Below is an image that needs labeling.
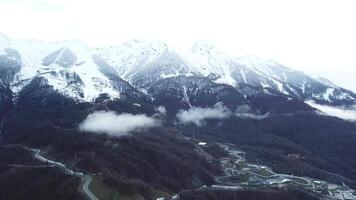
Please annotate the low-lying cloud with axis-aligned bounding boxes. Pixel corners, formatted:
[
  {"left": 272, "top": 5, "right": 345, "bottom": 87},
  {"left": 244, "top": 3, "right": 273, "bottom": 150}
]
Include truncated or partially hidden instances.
[
  {"left": 79, "top": 111, "right": 160, "bottom": 136},
  {"left": 235, "top": 112, "right": 269, "bottom": 120},
  {"left": 176, "top": 103, "right": 231, "bottom": 126},
  {"left": 176, "top": 103, "right": 269, "bottom": 126},
  {"left": 306, "top": 100, "right": 356, "bottom": 122},
  {"left": 235, "top": 105, "right": 269, "bottom": 120}
]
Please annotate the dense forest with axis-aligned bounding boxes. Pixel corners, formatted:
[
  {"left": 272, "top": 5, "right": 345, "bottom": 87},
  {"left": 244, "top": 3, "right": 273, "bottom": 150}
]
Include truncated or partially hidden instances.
[
  {"left": 0, "top": 78, "right": 220, "bottom": 199},
  {"left": 0, "top": 146, "right": 83, "bottom": 200},
  {"left": 180, "top": 114, "right": 356, "bottom": 188},
  {"left": 1, "top": 77, "right": 356, "bottom": 199}
]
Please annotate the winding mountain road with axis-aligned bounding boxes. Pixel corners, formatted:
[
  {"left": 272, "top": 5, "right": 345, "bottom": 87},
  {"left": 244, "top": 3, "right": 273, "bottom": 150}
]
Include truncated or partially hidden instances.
[
  {"left": 217, "top": 144, "right": 356, "bottom": 200},
  {"left": 82, "top": 175, "right": 99, "bottom": 200},
  {"left": 24, "top": 146, "right": 99, "bottom": 200},
  {"left": 218, "top": 144, "right": 313, "bottom": 186}
]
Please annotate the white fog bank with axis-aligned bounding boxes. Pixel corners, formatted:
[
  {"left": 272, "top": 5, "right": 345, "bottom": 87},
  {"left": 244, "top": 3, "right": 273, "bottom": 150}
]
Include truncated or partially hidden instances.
[
  {"left": 79, "top": 111, "right": 160, "bottom": 136},
  {"left": 176, "top": 103, "right": 231, "bottom": 126},
  {"left": 306, "top": 101, "right": 356, "bottom": 122},
  {"left": 176, "top": 103, "right": 269, "bottom": 126}
]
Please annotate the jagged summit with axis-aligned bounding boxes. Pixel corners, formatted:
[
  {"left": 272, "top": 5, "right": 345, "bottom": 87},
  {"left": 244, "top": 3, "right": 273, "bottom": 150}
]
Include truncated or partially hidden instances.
[
  {"left": 191, "top": 40, "right": 223, "bottom": 54},
  {"left": 0, "top": 33, "right": 355, "bottom": 107}
]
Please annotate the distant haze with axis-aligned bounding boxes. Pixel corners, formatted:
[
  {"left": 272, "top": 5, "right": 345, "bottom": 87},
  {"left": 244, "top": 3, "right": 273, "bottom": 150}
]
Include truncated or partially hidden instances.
[{"left": 1, "top": 0, "right": 355, "bottom": 91}]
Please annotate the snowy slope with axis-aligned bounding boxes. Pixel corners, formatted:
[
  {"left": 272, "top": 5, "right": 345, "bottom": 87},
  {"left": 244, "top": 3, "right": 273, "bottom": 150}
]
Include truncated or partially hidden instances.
[
  {"left": 183, "top": 42, "right": 355, "bottom": 105},
  {"left": 183, "top": 43, "right": 298, "bottom": 95},
  {"left": 233, "top": 56, "right": 355, "bottom": 105},
  {"left": 1, "top": 33, "right": 355, "bottom": 106},
  {"left": 183, "top": 41, "right": 237, "bottom": 86},
  {"left": 97, "top": 40, "right": 168, "bottom": 78},
  {"left": 0, "top": 36, "right": 119, "bottom": 101},
  {"left": 96, "top": 40, "right": 195, "bottom": 90}
]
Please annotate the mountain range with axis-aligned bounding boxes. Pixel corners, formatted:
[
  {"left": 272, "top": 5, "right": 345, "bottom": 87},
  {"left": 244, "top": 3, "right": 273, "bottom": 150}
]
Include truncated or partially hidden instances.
[
  {"left": 1, "top": 33, "right": 356, "bottom": 200},
  {"left": 1, "top": 33, "right": 355, "bottom": 110}
]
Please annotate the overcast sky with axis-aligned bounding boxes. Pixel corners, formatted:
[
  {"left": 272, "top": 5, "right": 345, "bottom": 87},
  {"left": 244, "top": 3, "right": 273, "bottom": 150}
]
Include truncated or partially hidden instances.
[{"left": 1, "top": 0, "right": 355, "bottom": 91}]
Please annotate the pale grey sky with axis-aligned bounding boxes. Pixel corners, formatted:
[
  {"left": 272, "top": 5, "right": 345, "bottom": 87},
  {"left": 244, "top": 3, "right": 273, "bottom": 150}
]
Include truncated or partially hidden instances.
[{"left": 0, "top": 0, "right": 355, "bottom": 91}]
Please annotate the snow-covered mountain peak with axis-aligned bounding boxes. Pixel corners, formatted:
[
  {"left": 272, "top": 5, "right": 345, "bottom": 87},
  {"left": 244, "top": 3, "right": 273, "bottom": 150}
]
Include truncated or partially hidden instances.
[
  {"left": 191, "top": 40, "right": 222, "bottom": 55},
  {"left": 235, "top": 55, "right": 294, "bottom": 81},
  {"left": 0, "top": 36, "right": 121, "bottom": 101},
  {"left": 0, "top": 33, "right": 11, "bottom": 54},
  {"left": 56, "top": 38, "right": 88, "bottom": 46},
  {"left": 122, "top": 39, "right": 168, "bottom": 51},
  {"left": 235, "top": 55, "right": 299, "bottom": 75},
  {"left": 235, "top": 55, "right": 277, "bottom": 69},
  {"left": 97, "top": 39, "right": 170, "bottom": 76},
  {"left": 316, "top": 77, "right": 338, "bottom": 88},
  {"left": 0, "top": 33, "right": 9, "bottom": 42},
  {"left": 185, "top": 41, "right": 237, "bottom": 86},
  {"left": 96, "top": 39, "right": 192, "bottom": 89},
  {"left": 0, "top": 33, "right": 10, "bottom": 43},
  {"left": 1, "top": 33, "right": 355, "bottom": 106}
]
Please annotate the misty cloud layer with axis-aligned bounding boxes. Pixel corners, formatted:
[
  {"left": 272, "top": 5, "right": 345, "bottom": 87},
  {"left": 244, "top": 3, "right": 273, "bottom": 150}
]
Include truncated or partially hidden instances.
[
  {"left": 306, "top": 101, "right": 356, "bottom": 122},
  {"left": 176, "top": 103, "right": 270, "bottom": 126},
  {"left": 176, "top": 103, "right": 231, "bottom": 126},
  {"left": 235, "top": 112, "right": 269, "bottom": 120},
  {"left": 235, "top": 105, "right": 269, "bottom": 120},
  {"left": 79, "top": 111, "right": 160, "bottom": 136}
]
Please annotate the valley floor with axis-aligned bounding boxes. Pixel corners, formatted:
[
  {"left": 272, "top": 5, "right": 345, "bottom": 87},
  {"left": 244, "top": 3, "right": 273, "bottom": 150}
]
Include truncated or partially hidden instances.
[
  {"left": 201, "top": 144, "right": 356, "bottom": 200},
  {"left": 2, "top": 141, "right": 356, "bottom": 200}
]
